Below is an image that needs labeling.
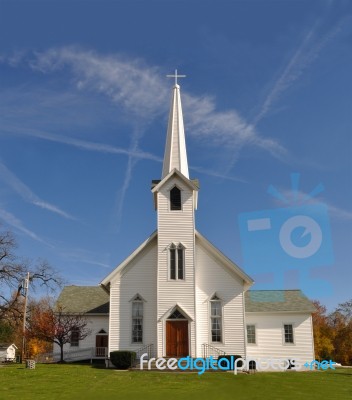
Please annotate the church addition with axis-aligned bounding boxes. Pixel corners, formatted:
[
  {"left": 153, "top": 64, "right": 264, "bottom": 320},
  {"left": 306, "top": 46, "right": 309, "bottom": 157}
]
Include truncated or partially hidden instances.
[{"left": 56, "top": 79, "right": 315, "bottom": 365}]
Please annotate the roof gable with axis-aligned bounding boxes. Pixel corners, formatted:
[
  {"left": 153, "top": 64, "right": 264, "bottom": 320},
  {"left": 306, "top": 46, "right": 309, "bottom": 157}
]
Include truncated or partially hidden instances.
[
  {"left": 195, "top": 230, "right": 254, "bottom": 289},
  {"left": 100, "top": 231, "right": 157, "bottom": 288},
  {"left": 152, "top": 168, "right": 199, "bottom": 193}
]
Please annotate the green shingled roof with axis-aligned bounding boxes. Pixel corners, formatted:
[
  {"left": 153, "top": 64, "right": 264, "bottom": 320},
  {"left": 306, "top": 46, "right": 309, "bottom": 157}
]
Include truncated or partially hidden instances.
[
  {"left": 57, "top": 287, "right": 315, "bottom": 314},
  {"left": 245, "top": 290, "right": 315, "bottom": 312},
  {"left": 57, "top": 286, "right": 109, "bottom": 314}
]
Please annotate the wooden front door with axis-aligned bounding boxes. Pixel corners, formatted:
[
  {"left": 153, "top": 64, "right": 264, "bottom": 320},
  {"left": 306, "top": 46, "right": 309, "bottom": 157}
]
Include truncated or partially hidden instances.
[{"left": 166, "top": 321, "right": 189, "bottom": 357}]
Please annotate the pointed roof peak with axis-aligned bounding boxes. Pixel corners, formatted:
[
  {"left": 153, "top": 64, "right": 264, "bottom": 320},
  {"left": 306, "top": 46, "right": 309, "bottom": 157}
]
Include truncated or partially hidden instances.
[{"left": 162, "top": 79, "right": 189, "bottom": 179}]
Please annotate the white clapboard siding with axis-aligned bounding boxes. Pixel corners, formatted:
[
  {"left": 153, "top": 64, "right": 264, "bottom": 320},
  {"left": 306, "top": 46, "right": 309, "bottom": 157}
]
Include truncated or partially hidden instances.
[
  {"left": 109, "top": 236, "right": 157, "bottom": 354},
  {"left": 195, "top": 239, "right": 246, "bottom": 357},
  {"left": 245, "top": 313, "right": 315, "bottom": 362},
  {"left": 54, "top": 315, "right": 109, "bottom": 354},
  {"left": 156, "top": 176, "right": 196, "bottom": 357}
]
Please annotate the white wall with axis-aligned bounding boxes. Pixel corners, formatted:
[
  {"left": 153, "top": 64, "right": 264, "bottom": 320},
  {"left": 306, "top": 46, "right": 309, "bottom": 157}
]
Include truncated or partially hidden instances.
[
  {"left": 109, "top": 237, "right": 157, "bottom": 355},
  {"left": 245, "top": 312, "right": 314, "bottom": 367},
  {"left": 54, "top": 315, "right": 109, "bottom": 354},
  {"left": 195, "top": 239, "right": 246, "bottom": 357}
]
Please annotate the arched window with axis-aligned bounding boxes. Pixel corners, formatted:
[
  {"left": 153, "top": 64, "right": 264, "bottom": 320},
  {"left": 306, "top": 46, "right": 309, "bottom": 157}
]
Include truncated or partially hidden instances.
[
  {"left": 170, "top": 186, "right": 181, "bottom": 210},
  {"left": 131, "top": 294, "right": 143, "bottom": 343},
  {"left": 169, "top": 243, "right": 185, "bottom": 280},
  {"left": 210, "top": 294, "right": 222, "bottom": 343}
]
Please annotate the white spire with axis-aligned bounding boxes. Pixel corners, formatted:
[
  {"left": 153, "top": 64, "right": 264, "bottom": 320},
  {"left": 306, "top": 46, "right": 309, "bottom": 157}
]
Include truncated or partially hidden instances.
[{"left": 162, "top": 81, "right": 189, "bottom": 179}]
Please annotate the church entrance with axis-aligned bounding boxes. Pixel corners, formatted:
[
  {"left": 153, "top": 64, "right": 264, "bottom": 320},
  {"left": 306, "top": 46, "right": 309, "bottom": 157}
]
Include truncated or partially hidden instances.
[
  {"left": 95, "top": 333, "right": 108, "bottom": 357},
  {"left": 166, "top": 320, "right": 189, "bottom": 357}
]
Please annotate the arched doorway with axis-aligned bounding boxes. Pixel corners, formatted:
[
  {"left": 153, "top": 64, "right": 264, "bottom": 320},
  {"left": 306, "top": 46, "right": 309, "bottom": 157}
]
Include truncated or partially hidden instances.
[{"left": 166, "top": 309, "right": 189, "bottom": 357}]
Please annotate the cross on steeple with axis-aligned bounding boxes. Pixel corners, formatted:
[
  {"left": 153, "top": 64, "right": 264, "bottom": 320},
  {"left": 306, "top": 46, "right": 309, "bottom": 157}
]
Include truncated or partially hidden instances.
[{"left": 166, "top": 69, "right": 186, "bottom": 86}]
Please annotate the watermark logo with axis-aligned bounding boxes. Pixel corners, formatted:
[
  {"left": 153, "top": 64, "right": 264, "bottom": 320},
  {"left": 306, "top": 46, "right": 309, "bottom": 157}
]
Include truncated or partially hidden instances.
[
  {"left": 140, "top": 354, "right": 336, "bottom": 375},
  {"left": 238, "top": 173, "right": 334, "bottom": 299}
]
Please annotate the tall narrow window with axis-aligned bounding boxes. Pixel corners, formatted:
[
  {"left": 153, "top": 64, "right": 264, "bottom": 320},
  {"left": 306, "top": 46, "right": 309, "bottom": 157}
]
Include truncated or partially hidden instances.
[
  {"left": 132, "top": 295, "right": 143, "bottom": 343},
  {"left": 284, "top": 324, "right": 294, "bottom": 344},
  {"left": 170, "top": 186, "right": 181, "bottom": 210},
  {"left": 210, "top": 295, "right": 222, "bottom": 342},
  {"left": 246, "top": 325, "right": 256, "bottom": 344},
  {"left": 169, "top": 243, "right": 185, "bottom": 280}
]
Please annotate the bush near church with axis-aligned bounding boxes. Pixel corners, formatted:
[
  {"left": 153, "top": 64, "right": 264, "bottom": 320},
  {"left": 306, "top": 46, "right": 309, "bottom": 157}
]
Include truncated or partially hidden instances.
[{"left": 110, "top": 351, "right": 136, "bottom": 369}]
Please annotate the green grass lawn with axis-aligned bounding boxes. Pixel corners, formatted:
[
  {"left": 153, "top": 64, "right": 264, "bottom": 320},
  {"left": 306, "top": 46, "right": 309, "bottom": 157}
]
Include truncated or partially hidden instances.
[{"left": 0, "top": 364, "right": 351, "bottom": 400}]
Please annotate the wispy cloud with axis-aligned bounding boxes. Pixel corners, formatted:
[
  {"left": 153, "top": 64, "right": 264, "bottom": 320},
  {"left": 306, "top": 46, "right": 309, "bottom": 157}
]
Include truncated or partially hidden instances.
[
  {"left": 113, "top": 126, "right": 143, "bottom": 230},
  {"left": 0, "top": 160, "right": 76, "bottom": 220},
  {"left": 3, "top": 47, "right": 283, "bottom": 156},
  {"left": 29, "top": 47, "right": 169, "bottom": 120},
  {"left": 60, "top": 247, "right": 111, "bottom": 269},
  {"left": 271, "top": 188, "right": 352, "bottom": 221},
  {"left": 4, "top": 125, "right": 162, "bottom": 162},
  {"left": 1, "top": 46, "right": 287, "bottom": 227},
  {"left": 253, "top": 20, "right": 342, "bottom": 126},
  {"left": 0, "top": 206, "right": 46, "bottom": 243}
]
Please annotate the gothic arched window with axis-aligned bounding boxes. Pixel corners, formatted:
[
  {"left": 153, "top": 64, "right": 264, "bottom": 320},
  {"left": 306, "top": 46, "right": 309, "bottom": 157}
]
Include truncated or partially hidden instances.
[
  {"left": 169, "top": 243, "right": 185, "bottom": 280},
  {"left": 170, "top": 186, "right": 181, "bottom": 210},
  {"left": 131, "top": 294, "right": 143, "bottom": 343}
]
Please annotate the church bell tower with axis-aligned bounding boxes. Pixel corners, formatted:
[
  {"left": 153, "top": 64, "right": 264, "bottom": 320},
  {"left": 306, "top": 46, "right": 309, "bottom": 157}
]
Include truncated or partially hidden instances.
[{"left": 151, "top": 73, "right": 199, "bottom": 357}]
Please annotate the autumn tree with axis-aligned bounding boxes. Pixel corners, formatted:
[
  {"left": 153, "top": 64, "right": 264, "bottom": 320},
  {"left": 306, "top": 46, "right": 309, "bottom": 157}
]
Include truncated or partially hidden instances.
[
  {"left": 311, "top": 300, "right": 334, "bottom": 360},
  {"left": 329, "top": 300, "right": 352, "bottom": 365},
  {"left": 27, "top": 298, "right": 91, "bottom": 362}
]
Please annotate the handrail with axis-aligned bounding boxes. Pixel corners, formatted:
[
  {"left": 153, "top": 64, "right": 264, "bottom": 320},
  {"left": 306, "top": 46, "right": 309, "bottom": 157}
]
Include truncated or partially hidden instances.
[
  {"left": 133, "top": 344, "right": 154, "bottom": 366},
  {"left": 201, "top": 343, "right": 226, "bottom": 358}
]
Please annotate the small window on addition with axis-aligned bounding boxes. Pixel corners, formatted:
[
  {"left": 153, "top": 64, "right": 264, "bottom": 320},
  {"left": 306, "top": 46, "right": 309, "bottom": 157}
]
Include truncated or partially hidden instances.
[
  {"left": 284, "top": 324, "right": 294, "bottom": 344},
  {"left": 70, "top": 328, "right": 80, "bottom": 347},
  {"left": 246, "top": 325, "right": 256, "bottom": 344},
  {"left": 170, "top": 186, "right": 181, "bottom": 210}
]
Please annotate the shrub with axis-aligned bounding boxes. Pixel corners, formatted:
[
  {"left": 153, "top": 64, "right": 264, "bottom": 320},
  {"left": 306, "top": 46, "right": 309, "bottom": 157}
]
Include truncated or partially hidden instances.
[{"left": 110, "top": 351, "right": 136, "bottom": 369}]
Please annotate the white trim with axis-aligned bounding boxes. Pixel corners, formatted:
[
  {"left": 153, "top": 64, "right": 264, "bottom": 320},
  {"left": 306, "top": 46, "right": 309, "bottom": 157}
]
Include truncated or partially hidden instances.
[
  {"left": 158, "top": 303, "right": 193, "bottom": 323},
  {"left": 152, "top": 169, "right": 198, "bottom": 193},
  {"left": 128, "top": 293, "right": 147, "bottom": 303}
]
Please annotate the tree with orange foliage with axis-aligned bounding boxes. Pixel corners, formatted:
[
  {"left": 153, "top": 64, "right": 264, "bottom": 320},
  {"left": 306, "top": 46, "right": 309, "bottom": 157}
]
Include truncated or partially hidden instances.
[
  {"left": 27, "top": 298, "right": 90, "bottom": 362},
  {"left": 311, "top": 300, "right": 334, "bottom": 360}
]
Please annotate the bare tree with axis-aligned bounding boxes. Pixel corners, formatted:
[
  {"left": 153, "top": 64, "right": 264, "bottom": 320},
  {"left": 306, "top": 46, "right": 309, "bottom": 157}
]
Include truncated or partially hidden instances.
[
  {"left": 27, "top": 299, "right": 91, "bottom": 362},
  {"left": 0, "top": 228, "right": 62, "bottom": 321}
]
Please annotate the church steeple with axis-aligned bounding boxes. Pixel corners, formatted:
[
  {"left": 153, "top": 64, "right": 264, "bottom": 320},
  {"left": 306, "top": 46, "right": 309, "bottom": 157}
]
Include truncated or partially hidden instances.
[{"left": 162, "top": 77, "right": 189, "bottom": 179}]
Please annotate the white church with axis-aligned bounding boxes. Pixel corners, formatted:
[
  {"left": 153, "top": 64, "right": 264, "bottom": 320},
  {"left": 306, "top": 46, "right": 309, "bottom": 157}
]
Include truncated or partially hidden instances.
[{"left": 57, "top": 78, "right": 315, "bottom": 366}]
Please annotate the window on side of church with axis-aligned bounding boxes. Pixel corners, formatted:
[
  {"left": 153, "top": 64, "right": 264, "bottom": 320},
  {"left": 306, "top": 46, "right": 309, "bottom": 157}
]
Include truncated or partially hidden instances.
[
  {"left": 246, "top": 324, "right": 256, "bottom": 344},
  {"left": 170, "top": 186, "right": 181, "bottom": 210},
  {"left": 169, "top": 243, "right": 185, "bottom": 280},
  {"left": 210, "top": 295, "right": 222, "bottom": 342},
  {"left": 70, "top": 328, "right": 80, "bottom": 347},
  {"left": 283, "top": 324, "right": 294, "bottom": 344},
  {"left": 132, "top": 296, "right": 143, "bottom": 343}
]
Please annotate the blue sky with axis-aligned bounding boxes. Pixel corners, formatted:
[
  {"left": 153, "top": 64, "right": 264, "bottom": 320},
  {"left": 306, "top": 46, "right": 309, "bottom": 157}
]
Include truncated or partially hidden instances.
[{"left": 0, "top": 0, "right": 351, "bottom": 310}]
